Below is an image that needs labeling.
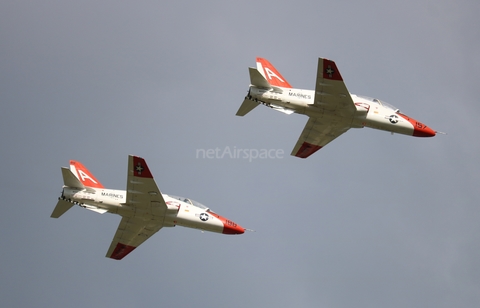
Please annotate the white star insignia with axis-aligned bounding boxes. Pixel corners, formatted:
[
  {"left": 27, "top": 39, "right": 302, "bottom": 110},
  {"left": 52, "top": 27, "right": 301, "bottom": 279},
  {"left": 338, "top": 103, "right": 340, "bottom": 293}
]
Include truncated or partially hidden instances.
[
  {"left": 135, "top": 163, "right": 144, "bottom": 175},
  {"left": 325, "top": 66, "right": 335, "bottom": 78},
  {"left": 388, "top": 115, "right": 398, "bottom": 124}
]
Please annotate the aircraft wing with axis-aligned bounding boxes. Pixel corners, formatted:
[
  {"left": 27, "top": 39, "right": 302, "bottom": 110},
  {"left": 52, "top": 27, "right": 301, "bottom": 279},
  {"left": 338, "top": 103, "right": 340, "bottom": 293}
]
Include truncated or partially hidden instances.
[
  {"left": 291, "top": 58, "right": 356, "bottom": 158},
  {"left": 106, "top": 216, "right": 164, "bottom": 260},
  {"left": 106, "top": 155, "right": 168, "bottom": 260},
  {"left": 291, "top": 117, "right": 351, "bottom": 158}
]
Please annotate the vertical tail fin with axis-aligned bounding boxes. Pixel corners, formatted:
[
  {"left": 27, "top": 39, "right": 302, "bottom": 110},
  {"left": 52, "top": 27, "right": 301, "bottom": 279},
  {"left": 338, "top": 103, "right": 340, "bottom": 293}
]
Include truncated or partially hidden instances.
[
  {"left": 256, "top": 57, "right": 292, "bottom": 88},
  {"left": 69, "top": 160, "right": 104, "bottom": 188}
]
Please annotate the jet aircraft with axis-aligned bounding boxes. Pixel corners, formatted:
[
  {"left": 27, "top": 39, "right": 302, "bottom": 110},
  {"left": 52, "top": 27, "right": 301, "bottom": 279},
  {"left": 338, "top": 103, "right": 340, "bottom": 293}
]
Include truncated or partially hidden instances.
[
  {"left": 236, "top": 57, "right": 437, "bottom": 158},
  {"left": 51, "top": 155, "right": 245, "bottom": 260}
]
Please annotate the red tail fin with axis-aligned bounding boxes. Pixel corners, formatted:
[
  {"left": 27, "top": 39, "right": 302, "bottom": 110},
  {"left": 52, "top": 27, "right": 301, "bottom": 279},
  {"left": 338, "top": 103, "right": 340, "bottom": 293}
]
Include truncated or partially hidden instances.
[
  {"left": 69, "top": 160, "right": 104, "bottom": 188},
  {"left": 256, "top": 57, "right": 292, "bottom": 88}
]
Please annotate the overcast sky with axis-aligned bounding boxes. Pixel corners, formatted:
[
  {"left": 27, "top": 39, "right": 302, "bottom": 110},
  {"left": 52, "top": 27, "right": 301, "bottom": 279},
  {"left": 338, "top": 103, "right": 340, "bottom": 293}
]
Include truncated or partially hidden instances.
[{"left": 1, "top": 1, "right": 479, "bottom": 307}]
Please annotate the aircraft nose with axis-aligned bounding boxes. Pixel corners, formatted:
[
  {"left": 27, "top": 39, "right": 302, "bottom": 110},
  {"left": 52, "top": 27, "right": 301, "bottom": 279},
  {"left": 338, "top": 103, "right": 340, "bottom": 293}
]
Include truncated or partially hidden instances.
[
  {"left": 223, "top": 222, "right": 245, "bottom": 235},
  {"left": 209, "top": 211, "right": 245, "bottom": 234},
  {"left": 398, "top": 113, "right": 436, "bottom": 137},
  {"left": 413, "top": 124, "right": 436, "bottom": 137}
]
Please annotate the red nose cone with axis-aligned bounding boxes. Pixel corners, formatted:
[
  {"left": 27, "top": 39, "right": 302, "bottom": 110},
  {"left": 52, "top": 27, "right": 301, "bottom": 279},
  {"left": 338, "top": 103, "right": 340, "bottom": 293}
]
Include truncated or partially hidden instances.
[
  {"left": 208, "top": 211, "right": 245, "bottom": 234},
  {"left": 398, "top": 113, "right": 436, "bottom": 137},
  {"left": 223, "top": 223, "right": 245, "bottom": 235},
  {"left": 413, "top": 125, "right": 436, "bottom": 137}
]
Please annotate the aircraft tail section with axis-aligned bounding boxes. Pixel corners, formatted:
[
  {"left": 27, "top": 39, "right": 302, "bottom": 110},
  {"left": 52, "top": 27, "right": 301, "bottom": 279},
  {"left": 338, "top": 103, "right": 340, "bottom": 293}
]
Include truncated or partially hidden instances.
[
  {"left": 249, "top": 67, "right": 271, "bottom": 89},
  {"left": 256, "top": 57, "right": 292, "bottom": 88},
  {"left": 61, "top": 167, "right": 84, "bottom": 189},
  {"left": 69, "top": 160, "right": 104, "bottom": 188},
  {"left": 237, "top": 58, "right": 292, "bottom": 116},
  {"left": 51, "top": 167, "right": 82, "bottom": 218},
  {"left": 236, "top": 67, "right": 268, "bottom": 116},
  {"left": 52, "top": 161, "right": 107, "bottom": 218}
]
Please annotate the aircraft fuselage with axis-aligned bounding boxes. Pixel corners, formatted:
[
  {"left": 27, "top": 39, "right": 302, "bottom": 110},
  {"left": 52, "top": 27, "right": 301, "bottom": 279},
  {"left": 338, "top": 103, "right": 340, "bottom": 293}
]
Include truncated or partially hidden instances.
[
  {"left": 61, "top": 187, "right": 243, "bottom": 235},
  {"left": 248, "top": 86, "right": 435, "bottom": 137}
]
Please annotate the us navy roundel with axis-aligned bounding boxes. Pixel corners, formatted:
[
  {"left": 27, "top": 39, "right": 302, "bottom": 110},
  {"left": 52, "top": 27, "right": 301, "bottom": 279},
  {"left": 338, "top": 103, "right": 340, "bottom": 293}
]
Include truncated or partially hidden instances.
[
  {"left": 199, "top": 213, "right": 209, "bottom": 221},
  {"left": 388, "top": 115, "right": 399, "bottom": 124}
]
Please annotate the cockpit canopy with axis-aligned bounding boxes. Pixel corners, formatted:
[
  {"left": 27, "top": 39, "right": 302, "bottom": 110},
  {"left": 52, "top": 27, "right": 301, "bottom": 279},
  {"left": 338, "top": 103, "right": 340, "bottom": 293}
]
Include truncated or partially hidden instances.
[
  {"left": 167, "top": 195, "right": 209, "bottom": 210},
  {"left": 356, "top": 95, "right": 400, "bottom": 113}
]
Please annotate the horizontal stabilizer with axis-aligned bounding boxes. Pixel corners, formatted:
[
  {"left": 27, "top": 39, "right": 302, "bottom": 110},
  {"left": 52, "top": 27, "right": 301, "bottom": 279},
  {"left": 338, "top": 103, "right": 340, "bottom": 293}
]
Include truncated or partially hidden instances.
[
  {"left": 249, "top": 67, "right": 271, "bottom": 88},
  {"left": 236, "top": 98, "right": 259, "bottom": 116},
  {"left": 51, "top": 199, "right": 74, "bottom": 218},
  {"left": 61, "top": 167, "right": 84, "bottom": 189}
]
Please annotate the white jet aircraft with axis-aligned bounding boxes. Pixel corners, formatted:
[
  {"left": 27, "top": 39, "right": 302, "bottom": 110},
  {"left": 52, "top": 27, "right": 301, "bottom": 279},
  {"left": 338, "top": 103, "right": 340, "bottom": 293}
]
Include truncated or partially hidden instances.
[
  {"left": 51, "top": 155, "right": 245, "bottom": 260},
  {"left": 236, "top": 57, "right": 437, "bottom": 158}
]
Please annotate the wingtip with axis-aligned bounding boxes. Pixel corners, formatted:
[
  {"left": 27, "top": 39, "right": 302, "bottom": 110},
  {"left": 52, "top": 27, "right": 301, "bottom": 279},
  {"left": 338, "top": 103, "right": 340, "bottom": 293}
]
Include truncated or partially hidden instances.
[
  {"left": 293, "top": 142, "right": 323, "bottom": 159},
  {"left": 108, "top": 243, "right": 136, "bottom": 260},
  {"left": 321, "top": 58, "right": 343, "bottom": 81},
  {"left": 130, "top": 156, "right": 153, "bottom": 178}
]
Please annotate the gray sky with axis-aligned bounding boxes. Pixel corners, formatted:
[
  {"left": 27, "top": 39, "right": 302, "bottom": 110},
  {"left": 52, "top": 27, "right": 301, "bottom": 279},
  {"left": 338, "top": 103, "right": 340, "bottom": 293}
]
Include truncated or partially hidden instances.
[{"left": 1, "top": 1, "right": 479, "bottom": 307}]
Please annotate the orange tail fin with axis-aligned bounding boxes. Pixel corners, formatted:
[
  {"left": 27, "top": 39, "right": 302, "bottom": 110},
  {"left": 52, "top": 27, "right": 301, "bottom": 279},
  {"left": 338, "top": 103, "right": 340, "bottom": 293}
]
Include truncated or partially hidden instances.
[
  {"left": 256, "top": 57, "right": 292, "bottom": 88},
  {"left": 69, "top": 160, "right": 104, "bottom": 188}
]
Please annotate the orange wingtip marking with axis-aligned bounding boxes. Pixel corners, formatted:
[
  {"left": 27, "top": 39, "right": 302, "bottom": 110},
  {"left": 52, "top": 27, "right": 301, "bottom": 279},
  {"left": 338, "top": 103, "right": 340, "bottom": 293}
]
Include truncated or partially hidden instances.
[
  {"left": 295, "top": 142, "right": 322, "bottom": 158},
  {"left": 256, "top": 57, "right": 292, "bottom": 88},
  {"left": 322, "top": 59, "right": 343, "bottom": 81},
  {"left": 110, "top": 243, "right": 136, "bottom": 260},
  {"left": 132, "top": 156, "right": 153, "bottom": 178}
]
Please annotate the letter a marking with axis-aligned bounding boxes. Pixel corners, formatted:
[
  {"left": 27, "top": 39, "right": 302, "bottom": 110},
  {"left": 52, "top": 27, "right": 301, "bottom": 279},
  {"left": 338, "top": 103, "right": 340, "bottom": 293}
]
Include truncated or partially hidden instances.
[
  {"left": 264, "top": 68, "right": 285, "bottom": 83},
  {"left": 78, "top": 170, "right": 98, "bottom": 184}
]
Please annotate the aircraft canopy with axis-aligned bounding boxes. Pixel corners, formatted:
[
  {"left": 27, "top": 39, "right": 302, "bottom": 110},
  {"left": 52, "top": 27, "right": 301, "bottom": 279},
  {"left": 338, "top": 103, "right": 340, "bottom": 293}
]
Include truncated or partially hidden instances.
[
  {"left": 168, "top": 195, "right": 209, "bottom": 210},
  {"left": 357, "top": 95, "right": 399, "bottom": 112}
]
